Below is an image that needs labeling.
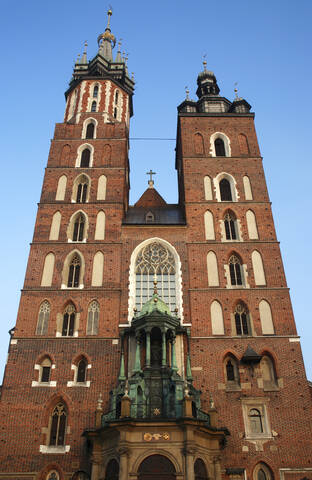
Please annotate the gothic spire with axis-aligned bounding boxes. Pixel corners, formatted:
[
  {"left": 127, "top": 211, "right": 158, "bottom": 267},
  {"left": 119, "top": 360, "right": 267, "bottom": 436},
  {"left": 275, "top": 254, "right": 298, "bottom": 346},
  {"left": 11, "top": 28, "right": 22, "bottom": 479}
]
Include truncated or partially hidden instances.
[{"left": 97, "top": 8, "right": 116, "bottom": 61}]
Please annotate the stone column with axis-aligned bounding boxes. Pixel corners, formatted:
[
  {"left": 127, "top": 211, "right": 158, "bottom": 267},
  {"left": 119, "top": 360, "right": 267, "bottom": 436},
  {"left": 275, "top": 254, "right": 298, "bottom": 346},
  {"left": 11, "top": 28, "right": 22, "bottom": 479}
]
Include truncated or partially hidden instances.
[
  {"left": 118, "top": 446, "right": 129, "bottom": 480},
  {"left": 213, "top": 455, "right": 222, "bottom": 480},
  {"left": 133, "top": 334, "right": 142, "bottom": 373},
  {"left": 171, "top": 335, "right": 178, "bottom": 372},
  {"left": 184, "top": 447, "right": 196, "bottom": 480}
]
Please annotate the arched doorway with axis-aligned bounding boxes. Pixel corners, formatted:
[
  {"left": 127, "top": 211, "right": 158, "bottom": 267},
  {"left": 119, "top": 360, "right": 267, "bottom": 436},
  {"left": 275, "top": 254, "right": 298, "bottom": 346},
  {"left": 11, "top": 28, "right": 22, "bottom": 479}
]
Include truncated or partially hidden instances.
[
  {"left": 138, "top": 455, "right": 176, "bottom": 479},
  {"left": 194, "top": 458, "right": 208, "bottom": 480},
  {"left": 105, "top": 459, "right": 119, "bottom": 480}
]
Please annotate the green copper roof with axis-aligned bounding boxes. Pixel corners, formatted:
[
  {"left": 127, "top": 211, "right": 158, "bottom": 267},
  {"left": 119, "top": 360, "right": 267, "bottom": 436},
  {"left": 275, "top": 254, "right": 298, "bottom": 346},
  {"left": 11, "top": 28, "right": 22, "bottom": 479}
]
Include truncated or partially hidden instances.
[{"left": 138, "top": 293, "right": 172, "bottom": 317}]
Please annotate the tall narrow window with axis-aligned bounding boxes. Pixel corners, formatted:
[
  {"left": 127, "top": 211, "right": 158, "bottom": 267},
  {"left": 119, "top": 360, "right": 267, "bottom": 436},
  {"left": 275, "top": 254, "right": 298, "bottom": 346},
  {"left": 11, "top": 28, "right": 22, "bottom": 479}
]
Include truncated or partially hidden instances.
[
  {"left": 224, "top": 355, "right": 240, "bottom": 388},
  {"left": 229, "top": 255, "right": 243, "bottom": 286},
  {"left": 40, "top": 357, "right": 52, "bottom": 383},
  {"left": 86, "top": 123, "right": 95, "bottom": 139},
  {"left": 91, "top": 101, "right": 97, "bottom": 112},
  {"left": 224, "top": 211, "right": 237, "bottom": 240},
  {"left": 93, "top": 85, "right": 98, "bottom": 98},
  {"left": 80, "top": 149, "right": 90, "bottom": 168},
  {"left": 234, "top": 303, "right": 250, "bottom": 335},
  {"left": 36, "top": 300, "right": 50, "bottom": 335},
  {"left": 77, "top": 358, "right": 87, "bottom": 383},
  {"left": 215, "top": 138, "right": 226, "bottom": 156},
  {"left": 73, "top": 214, "right": 85, "bottom": 242},
  {"left": 87, "top": 300, "right": 99, "bottom": 335},
  {"left": 67, "top": 255, "right": 81, "bottom": 288},
  {"left": 41, "top": 253, "right": 55, "bottom": 287},
  {"left": 220, "top": 178, "right": 232, "bottom": 201},
  {"left": 49, "top": 403, "right": 67, "bottom": 446},
  {"left": 135, "top": 242, "right": 176, "bottom": 313},
  {"left": 76, "top": 175, "right": 89, "bottom": 203},
  {"left": 249, "top": 408, "right": 263, "bottom": 433},
  {"left": 62, "top": 304, "right": 76, "bottom": 336}
]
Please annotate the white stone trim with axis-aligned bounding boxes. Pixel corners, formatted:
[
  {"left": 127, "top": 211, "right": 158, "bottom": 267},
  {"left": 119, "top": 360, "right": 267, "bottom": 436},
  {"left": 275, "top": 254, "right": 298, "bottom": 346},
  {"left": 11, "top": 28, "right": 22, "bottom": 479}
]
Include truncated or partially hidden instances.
[
  {"left": 40, "top": 445, "right": 70, "bottom": 454},
  {"left": 209, "top": 131, "right": 231, "bottom": 157},
  {"left": 103, "top": 80, "right": 112, "bottom": 123},
  {"left": 241, "top": 397, "right": 272, "bottom": 441},
  {"left": 76, "top": 81, "right": 86, "bottom": 123},
  {"left": 75, "top": 143, "right": 94, "bottom": 168},
  {"left": 127, "top": 237, "right": 184, "bottom": 324},
  {"left": 32, "top": 380, "right": 56, "bottom": 387},
  {"left": 289, "top": 338, "right": 300, "bottom": 342},
  {"left": 81, "top": 117, "right": 98, "bottom": 139},
  {"left": 213, "top": 172, "right": 239, "bottom": 202},
  {"left": 87, "top": 82, "right": 102, "bottom": 112}
]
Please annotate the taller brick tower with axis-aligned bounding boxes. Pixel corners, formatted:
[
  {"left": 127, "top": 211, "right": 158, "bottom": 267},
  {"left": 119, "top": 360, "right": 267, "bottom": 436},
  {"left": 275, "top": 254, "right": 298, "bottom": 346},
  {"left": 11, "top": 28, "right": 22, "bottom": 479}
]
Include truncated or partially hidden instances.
[{"left": 0, "top": 11, "right": 311, "bottom": 480}]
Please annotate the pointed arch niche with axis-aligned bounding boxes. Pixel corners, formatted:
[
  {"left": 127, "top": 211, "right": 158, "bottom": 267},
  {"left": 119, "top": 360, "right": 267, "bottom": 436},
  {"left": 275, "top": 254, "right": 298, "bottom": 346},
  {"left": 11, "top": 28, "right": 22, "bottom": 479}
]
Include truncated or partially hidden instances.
[{"left": 127, "top": 238, "right": 183, "bottom": 324}]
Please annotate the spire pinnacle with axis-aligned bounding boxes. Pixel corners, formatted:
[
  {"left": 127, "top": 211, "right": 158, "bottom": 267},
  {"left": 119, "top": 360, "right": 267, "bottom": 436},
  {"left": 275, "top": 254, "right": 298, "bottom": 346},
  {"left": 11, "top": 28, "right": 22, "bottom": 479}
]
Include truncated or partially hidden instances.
[
  {"left": 185, "top": 86, "right": 190, "bottom": 100},
  {"left": 81, "top": 41, "right": 88, "bottom": 65},
  {"left": 106, "top": 7, "right": 113, "bottom": 28},
  {"left": 234, "top": 82, "right": 239, "bottom": 98},
  {"left": 97, "top": 7, "right": 116, "bottom": 61}
]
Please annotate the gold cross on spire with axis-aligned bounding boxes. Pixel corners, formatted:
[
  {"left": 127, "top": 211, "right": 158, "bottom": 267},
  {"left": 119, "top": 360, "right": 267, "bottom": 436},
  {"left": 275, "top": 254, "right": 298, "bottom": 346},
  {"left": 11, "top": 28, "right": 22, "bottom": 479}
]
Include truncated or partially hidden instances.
[{"left": 146, "top": 169, "right": 156, "bottom": 188}]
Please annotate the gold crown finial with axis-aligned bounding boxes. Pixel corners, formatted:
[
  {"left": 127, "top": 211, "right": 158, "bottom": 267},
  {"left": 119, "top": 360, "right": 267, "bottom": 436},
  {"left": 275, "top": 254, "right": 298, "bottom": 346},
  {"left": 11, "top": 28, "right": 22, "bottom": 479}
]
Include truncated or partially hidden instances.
[{"left": 107, "top": 7, "right": 113, "bottom": 27}]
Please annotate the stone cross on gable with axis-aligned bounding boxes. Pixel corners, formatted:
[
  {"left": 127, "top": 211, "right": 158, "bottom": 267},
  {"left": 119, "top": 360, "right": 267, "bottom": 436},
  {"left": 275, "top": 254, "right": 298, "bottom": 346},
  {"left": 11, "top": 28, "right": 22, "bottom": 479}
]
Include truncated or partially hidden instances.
[{"left": 146, "top": 169, "right": 156, "bottom": 188}]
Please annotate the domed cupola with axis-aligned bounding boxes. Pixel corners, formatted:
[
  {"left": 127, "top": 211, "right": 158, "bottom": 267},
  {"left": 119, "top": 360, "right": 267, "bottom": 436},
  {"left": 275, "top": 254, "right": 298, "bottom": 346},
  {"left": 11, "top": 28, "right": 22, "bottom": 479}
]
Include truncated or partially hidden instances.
[{"left": 196, "top": 61, "right": 220, "bottom": 98}]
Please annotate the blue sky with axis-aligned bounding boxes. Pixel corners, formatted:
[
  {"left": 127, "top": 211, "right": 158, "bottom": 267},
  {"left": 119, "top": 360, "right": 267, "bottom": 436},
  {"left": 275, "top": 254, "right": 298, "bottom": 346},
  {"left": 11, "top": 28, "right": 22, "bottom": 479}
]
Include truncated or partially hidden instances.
[{"left": 0, "top": 0, "right": 312, "bottom": 379}]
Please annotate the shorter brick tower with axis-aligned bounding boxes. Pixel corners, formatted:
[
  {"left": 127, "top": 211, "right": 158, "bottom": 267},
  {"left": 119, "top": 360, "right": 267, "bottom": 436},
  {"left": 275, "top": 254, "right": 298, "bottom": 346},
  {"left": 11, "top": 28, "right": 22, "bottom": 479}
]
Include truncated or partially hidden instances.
[{"left": 0, "top": 11, "right": 312, "bottom": 480}]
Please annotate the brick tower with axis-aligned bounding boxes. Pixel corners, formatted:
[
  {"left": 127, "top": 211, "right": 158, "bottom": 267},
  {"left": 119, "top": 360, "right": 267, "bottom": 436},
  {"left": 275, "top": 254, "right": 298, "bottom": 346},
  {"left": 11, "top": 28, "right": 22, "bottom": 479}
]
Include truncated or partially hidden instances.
[{"left": 0, "top": 11, "right": 312, "bottom": 480}]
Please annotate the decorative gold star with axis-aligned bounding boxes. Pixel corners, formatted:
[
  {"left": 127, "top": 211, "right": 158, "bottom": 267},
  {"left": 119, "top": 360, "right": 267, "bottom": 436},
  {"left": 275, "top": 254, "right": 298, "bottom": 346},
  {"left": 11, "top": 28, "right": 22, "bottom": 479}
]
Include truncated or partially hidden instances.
[{"left": 153, "top": 408, "right": 161, "bottom": 416}]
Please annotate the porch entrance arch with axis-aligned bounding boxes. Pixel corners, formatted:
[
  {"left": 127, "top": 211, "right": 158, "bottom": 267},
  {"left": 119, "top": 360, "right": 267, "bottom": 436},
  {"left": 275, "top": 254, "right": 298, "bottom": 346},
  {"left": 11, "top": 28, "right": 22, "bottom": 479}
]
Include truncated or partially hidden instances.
[{"left": 138, "top": 454, "right": 176, "bottom": 480}]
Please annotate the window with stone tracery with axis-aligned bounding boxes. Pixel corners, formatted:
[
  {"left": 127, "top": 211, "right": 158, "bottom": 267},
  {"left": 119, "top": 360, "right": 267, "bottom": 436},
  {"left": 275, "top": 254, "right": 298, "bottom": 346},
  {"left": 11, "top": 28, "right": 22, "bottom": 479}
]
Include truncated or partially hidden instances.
[
  {"left": 62, "top": 303, "right": 76, "bottom": 336},
  {"left": 49, "top": 403, "right": 67, "bottom": 446},
  {"left": 87, "top": 300, "right": 99, "bottom": 335},
  {"left": 36, "top": 300, "right": 50, "bottom": 335},
  {"left": 224, "top": 211, "right": 237, "bottom": 240},
  {"left": 229, "top": 255, "right": 243, "bottom": 286},
  {"left": 234, "top": 302, "right": 250, "bottom": 335},
  {"left": 67, "top": 255, "right": 81, "bottom": 288},
  {"left": 135, "top": 242, "right": 176, "bottom": 312}
]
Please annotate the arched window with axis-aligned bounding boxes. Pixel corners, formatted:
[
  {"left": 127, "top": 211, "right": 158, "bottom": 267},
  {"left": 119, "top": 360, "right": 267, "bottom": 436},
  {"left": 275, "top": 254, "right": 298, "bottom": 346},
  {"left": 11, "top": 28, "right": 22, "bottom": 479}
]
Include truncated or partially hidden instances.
[
  {"left": 259, "top": 300, "right": 274, "bottom": 334},
  {"left": 146, "top": 211, "right": 154, "bottom": 223},
  {"left": 91, "top": 101, "right": 97, "bottom": 112},
  {"left": 215, "top": 138, "right": 225, "bottom": 156},
  {"left": 80, "top": 148, "right": 90, "bottom": 168},
  {"left": 75, "top": 175, "right": 89, "bottom": 203},
  {"left": 224, "top": 211, "right": 237, "bottom": 240},
  {"left": 93, "top": 85, "right": 98, "bottom": 98},
  {"left": 46, "top": 472, "right": 59, "bottom": 480},
  {"left": 246, "top": 210, "right": 258, "bottom": 239},
  {"left": 253, "top": 464, "right": 274, "bottom": 480},
  {"left": 40, "top": 357, "right": 52, "bottom": 383},
  {"left": 138, "top": 455, "right": 175, "bottom": 480},
  {"left": 67, "top": 255, "right": 81, "bottom": 288},
  {"left": 224, "top": 355, "right": 240, "bottom": 388},
  {"left": 72, "top": 214, "right": 85, "bottom": 242},
  {"left": 204, "top": 175, "right": 212, "bottom": 200},
  {"left": 87, "top": 300, "right": 99, "bottom": 335},
  {"left": 204, "top": 210, "right": 215, "bottom": 240},
  {"left": 86, "top": 123, "right": 95, "bottom": 139},
  {"left": 135, "top": 242, "right": 176, "bottom": 312},
  {"left": 219, "top": 178, "right": 232, "bottom": 201},
  {"left": 49, "top": 403, "right": 67, "bottom": 446},
  {"left": 62, "top": 303, "right": 76, "bottom": 336},
  {"left": 36, "top": 300, "right": 50, "bottom": 335},
  {"left": 234, "top": 303, "right": 251, "bottom": 335},
  {"left": 194, "top": 458, "right": 208, "bottom": 480},
  {"left": 249, "top": 408, "right": 263, "bottom": 433},
  {"left": 252, "top": 250, "right": 266, "bottom": 286},
  {"left": 77, "top": 358, "right": 87, "bottom": 383},
  {"left": 229, "top": 255, "right": 243, "bottom": 286}
]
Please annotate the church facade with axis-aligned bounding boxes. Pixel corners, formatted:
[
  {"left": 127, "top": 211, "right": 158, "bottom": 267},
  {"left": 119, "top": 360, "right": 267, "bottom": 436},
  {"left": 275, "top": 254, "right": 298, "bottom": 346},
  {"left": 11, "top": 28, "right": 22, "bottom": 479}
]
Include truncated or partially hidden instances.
[{"left": 0, "top": 11, "right": 311, "bottom": 480}]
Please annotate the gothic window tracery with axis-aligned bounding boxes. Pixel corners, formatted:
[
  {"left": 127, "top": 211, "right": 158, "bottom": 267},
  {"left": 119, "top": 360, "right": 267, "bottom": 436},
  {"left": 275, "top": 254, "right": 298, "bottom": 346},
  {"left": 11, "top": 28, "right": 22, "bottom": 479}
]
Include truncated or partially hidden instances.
[
  {"left": 49, "top": 403, "right": 67, "bottom": 446},
  {"left": 135, "top": 242, "right": 176, "bottom": 312},
  {"left": 36, "top": 300, "right": 50, "bottom": 335},
  {"left": 67, "top": 255, "right": 81, "bottom": 288},
  {"left": 234, "top": 303, "right": 250, "bottom": 335},
  {"left": 229, "top": 255, "right": 243, "bottom": 286},
  {"left": 87, "top": 300, "right": 99, "bottom": 335},
  {"left": 72, "top": 214, "right": 85, "bottom": 242},
  {"left": 76, "top": 175, "right": 89, "bottom": 203},
  {"left": 62, "top": 303, "right": 76, "bottom": 336},
  {"left": 224, "top": 211, "right": 237, "bottom": 240}
]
